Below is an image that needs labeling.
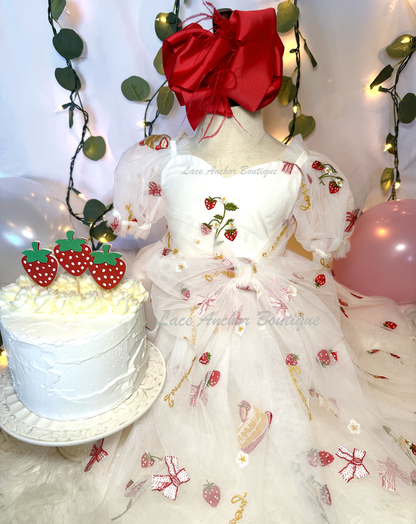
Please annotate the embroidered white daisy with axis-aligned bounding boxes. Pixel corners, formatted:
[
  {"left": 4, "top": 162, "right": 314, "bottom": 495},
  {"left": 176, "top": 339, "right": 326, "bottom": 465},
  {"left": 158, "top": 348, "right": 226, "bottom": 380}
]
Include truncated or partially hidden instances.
[
  {"left": 229, "top": 222, "right": 235, "bottom": 229},
  {"left": 175, "top": 262, "right": 188, "bottom": 272},
  {"left": 289, "top": 285, "right": 297, "bottom": 297},
  {"left": 348, "top": 420, "right": 361, "bottom": 434},
  {"left": 219, "top": 196, "right": 228, "bottom": 204},
  {"left": 195, "top": 238, "right": 202, "bottom": 246},
  {"left": 235, "top": 323, "right": 246, "bottom": 336},
  {"left": 236, "top": 451, "right": 249, "bottom": 468},
  {"left": 214, "top": 222, "right": 219, "bottom": 228}
]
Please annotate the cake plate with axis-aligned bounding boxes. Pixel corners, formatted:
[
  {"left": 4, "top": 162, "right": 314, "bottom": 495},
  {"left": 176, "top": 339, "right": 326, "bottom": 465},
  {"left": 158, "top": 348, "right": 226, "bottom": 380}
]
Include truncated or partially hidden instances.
[{"left": 0, "top": 341, "right": 166, "bottom": 447}]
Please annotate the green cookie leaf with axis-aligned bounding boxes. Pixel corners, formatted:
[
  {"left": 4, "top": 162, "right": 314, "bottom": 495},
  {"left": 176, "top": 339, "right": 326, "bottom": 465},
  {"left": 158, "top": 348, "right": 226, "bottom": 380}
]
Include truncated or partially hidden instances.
[
  {"left": 55, "top": 230, "right": 87, "bottom": 252},
  {"left": 380, "top": 168, "right": 394, "bottom": 192},
  {"left": 155, "top": 12, "right": 181, "bottom": 41},
  {"left": 288, "top": 114, "right": 316, "bottom": 139},
  {"left": 278, "top": 76, "right": 297, "bottom": 106},
  {"left": 91, "top": 225, "right": 118, "bottom": 246},
  {"left": 276, "top": 1, "right": 299, "bottom": 33},
  {"left": 398, "top": 92, "right": 416, "bottom": 124},
  {"left": 157, "top": 86, "right": 174, "bottom": 116},
  {"left": 154, "top": 47, "right": 165, "bottom": 75},
  {"left": 22, "top": 242, "right": 52, "bottom": 263},
  {"left": 55, "top": 67, "right": 81, "bottom": 92},
  {"left": 121, "top": 76, "right": 150, "bottom": 102},
  {"left": 51, "top": 0, "right": 66, "bottom": 20},
  {"left": 386, "top": 34, "right": 414, "bottom": 59},
  {"left": 53, "top": 28, "right": 83, "bottom": 60},
  {"left": 83, "top": 136, "right": 106, "bottom": 161},
  {"left": 83, "top": 199, "right": 107, "bottom": 224},
  {"left": 369, "top": 65, "right": 394, "bottom": 90}
]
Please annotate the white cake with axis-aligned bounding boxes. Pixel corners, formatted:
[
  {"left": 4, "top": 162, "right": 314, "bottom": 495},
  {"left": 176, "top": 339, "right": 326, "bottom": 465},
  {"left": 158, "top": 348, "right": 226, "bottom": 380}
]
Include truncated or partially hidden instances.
[{"left": 0, "top": 273, "right": 149, "bottom": 421}]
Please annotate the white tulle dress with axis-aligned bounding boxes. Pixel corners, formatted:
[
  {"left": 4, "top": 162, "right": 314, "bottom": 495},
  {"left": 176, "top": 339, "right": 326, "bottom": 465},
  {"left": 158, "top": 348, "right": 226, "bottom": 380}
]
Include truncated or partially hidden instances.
[{"left": 1, "top": 134, "right": 415, "bottom": 524}]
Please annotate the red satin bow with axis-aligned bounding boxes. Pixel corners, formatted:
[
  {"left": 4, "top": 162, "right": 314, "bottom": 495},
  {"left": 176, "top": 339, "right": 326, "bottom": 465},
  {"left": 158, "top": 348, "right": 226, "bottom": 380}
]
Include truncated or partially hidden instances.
[{"left": 162, "top": 6, "right": 284, "bottom": 131}]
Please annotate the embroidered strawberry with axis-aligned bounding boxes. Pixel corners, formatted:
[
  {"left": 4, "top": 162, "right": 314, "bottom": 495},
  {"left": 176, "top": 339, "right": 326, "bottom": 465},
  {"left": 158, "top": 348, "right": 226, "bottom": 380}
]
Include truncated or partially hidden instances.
[
  {"left": 368, "top": 349, "right": 380, "bottom": 354},
  {"left": 307, "top": 449, "right": 319, "bottom": 467},
  {"left": 319, "top": 451, "right": 334, "bottom": 467},
  {"left": 389, "top": 353, "right": 401, "bottom": 359},
  {"left": 339, "top": 299, "right": 349, "bottom": 307},
  {"left": 320, "top": 485, "right": 332, "bottom": 505},
  {"left": 329, "top": 181, "right": 340, "bottom": 194},
  {"left": 201, "top": 223, "right": 212, "bottom": 235},
  {"left": 285, "top": 353, "right": 299, "bottom": 366},
  {"left": 88, "top": 244, "right": 126, "bottom": 289},
  {"left": 54, "top": 230, "right": 92, "bottom": 276},
  {"left": 239, "top": 400, "right": 251, "bottom": 422},
  {"left": 329, "top": 350, "right": 338, "bottom": 363},
  {"left": 141, "top": 452, "right": 161, "bottom": 468},
  {"left": 224, "top": 229, "right": 237, "bottom": 241},
  {"left": 316, "top": 350, "right": 331, "bottom": 367},
  {"left": 199, "top": 352, "right": 211, "bottom": 365},
  {"left": 410, "top": 443, "right": 416, "bottom": 456},
  {"left": 203, "top": 480, "right": 221, "bottom": 507},
  {"left": 126, "top": 480, "right": 134, "bottom": 489},
  {"left": 162, "top": 248, "right": 171, "bottom": 256},
  {"left": 206, "top": 370, "right": 221, "bottom": 387},
  {"left": 21, "top": 241, "right": 58, "bottom": 287},
  {"left": 315, "top": 274, "right": 326, "bottom": 288},
  {"left": 340, "top": 306, "right": 348, "bottom": 318},
  {"left": 383, "top": 321, "right": 397, "bottom": 330},
  {"left": 181, "top": 287, "right": 190, "bottom": 300},
  {"left": 312, "top": 160, "right": 324, "bottom": 171},
  {"left": 205, "top": 197, "right": 217, "bottom": 210}
]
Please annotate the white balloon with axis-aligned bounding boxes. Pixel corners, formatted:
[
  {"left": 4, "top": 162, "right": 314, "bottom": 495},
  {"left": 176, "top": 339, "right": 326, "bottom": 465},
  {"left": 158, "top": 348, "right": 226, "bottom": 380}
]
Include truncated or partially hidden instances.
[{"left": 0, "top": 177, "right": 72, "bottom": 286}]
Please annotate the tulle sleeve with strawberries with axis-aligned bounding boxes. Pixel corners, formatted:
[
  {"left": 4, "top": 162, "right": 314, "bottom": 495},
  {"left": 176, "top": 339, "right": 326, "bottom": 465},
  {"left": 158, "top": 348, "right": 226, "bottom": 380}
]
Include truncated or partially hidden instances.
[
  {"left": 286, "top": 136, "right": 357, "bottom": 261},
  {"left": 106, "top": 133, "right": 190, "bottom": 239}
]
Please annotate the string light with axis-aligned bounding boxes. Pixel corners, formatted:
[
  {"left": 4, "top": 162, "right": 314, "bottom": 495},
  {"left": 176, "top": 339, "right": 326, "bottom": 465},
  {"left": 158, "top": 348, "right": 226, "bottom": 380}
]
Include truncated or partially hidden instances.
[
  {"left": 384, "top": 143, "right": 393, "bottom": 151},
  {"left": 401, "top": 36, "right": 411, "bottom": 44},
  {"left": 292, "top": 105, "right": 298, "bottom": 114},
  {"left": 99, "top": 236, "right": 108, "bottom": 243},
  {"left": 394, "top": 181, "right": 401, "bottom": 189},
  {"left": 55, "top": 105, "right": 64, "bottom": 112},
  {"left": 159, "top": 16, "right": 167, "bottom": 23},
  {"left": 136, "top": 120, "right": 146, "bottom": 127}
]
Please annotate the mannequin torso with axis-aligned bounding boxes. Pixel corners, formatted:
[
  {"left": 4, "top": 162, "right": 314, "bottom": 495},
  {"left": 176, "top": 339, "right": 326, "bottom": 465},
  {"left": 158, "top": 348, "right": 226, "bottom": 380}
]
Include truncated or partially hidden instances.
[{"left": 188, "top": 106, "right": 287, "bottom": 177}]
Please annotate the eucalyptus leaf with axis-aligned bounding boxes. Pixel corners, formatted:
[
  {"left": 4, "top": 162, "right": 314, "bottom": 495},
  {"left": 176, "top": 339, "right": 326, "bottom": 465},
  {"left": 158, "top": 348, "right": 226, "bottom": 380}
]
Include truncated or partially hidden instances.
[
  {"left": 55, "top": 67, "right": 81, "bottom": 92},
  {"left": 386, "top": 34, "right": 414, "bottom": 59},
  {"left": 278, "top": 76, "right": 297, "bottom": 106},
  {"left": 53, "top": 28, "right": 83, "bottom": 60},
  {"left": 288, "top": 114, "right": 316, "bottom": 139},
  {"left": 92, "top": 222, "right": 117, "bottom": 243},
  {"left": 51, "top": 0, "right": 66, "bottom": 20},
  {"left": 68, "top": 103, "right": 74, "bottom": 128},
  {"left": 155, "top": 12, "right": 181, "bottom": 42},
  {"left": 83, "top": 136, "right": 106, "bottom": 161},
  {"left": 304, "top": 41, "right": 318, "bottom": 68},
  {"left": 83, "top": 199, "right": 107, "bottom": 223},
  {"left": 121, "top": 76, "right": 150, "bottom": 102},
  {"left": 398, "top": 92, "right": 416, "bottom": 124},
  {"left": 369, "top": 65, "right": 394, "bottom": 90},
  {"left": 154, "top": 47, "right": 165, "bottom": 75},
  {"left": 157, "top": 86, "right": 174, "bottom": 115},
  {"left": 380, "top": 168, "right": 394, "bottom": 192},
  {"left": 276, "top": 1, "right": 299, "bottom": 33}
]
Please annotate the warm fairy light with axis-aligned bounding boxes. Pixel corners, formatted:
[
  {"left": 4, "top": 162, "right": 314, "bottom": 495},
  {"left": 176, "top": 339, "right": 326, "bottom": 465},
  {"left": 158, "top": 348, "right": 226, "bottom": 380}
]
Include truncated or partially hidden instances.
[
  {"left": 377, "top": 228, "right": 387, "bottom": 236},
  {"left": 160, "top": 16, "right": 167, "bottom": 23},
  {"left": 293, "top": 105, "right": 298, "bottom": 114},
  {"left": 99, "top": 236, "right": 107, "bottom": 243},
  {"left": 0, "top": 351, "right": 8, "bottom": 367},
  {"left": 395, "top": 181, "right": 401, "bottom": 189},
  {"left": 384, "top": 143, "right": 393, "bottom": 151},
  {"left": 55, "top": 105, "right": 64, "bottom": 112},
  {"left": 78, "top": 193, "right": 87, "bottom": 200},
  {"left": 401, "top": 36, "right": 411, "bottom": 44},
  {"left": 136, "top": 120, "right": 146, "bottom": 127}
]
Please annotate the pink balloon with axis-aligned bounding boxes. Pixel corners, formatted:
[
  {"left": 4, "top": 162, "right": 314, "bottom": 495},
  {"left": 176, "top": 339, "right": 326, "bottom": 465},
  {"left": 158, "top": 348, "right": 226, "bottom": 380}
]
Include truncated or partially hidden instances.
[{"left": 332, "top": 199, "right": 416, "bottom": 304}]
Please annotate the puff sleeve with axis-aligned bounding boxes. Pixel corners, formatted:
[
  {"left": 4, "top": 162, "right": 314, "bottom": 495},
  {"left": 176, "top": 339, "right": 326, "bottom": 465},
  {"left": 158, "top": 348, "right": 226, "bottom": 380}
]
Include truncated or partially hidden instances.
[
  {"left": 287, "top": 136, "right": 358, "bottom": 260},
  {"left": 106, "top": 134, "right": 189, "bottom": 239}
]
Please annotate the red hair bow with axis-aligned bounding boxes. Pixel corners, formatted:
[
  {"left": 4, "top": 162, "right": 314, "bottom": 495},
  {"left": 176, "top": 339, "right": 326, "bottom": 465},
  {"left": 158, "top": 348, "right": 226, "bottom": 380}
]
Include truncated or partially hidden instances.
[{"left": 162, "top": 6, "right": 284, "bottom": 132}]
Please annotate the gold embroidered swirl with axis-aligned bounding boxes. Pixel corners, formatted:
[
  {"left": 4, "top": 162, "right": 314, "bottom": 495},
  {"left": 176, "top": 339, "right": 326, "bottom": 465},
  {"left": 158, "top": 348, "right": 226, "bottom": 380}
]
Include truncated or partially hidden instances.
[
  {"left": 163, "top": 357, "right": 196, "bottom": 408},
  {"left": 166, "top": 231, "right": 178, "bottom": 255},
  {"left": 228, "top": 493, "right": 248, "bottom": 523},
  {"left": 288, "top": 365, "right": 312, "bottom": 421},
  {"left": 299, "top": 182, "right": 311, "bottom": 211},
  {"left": 262, "top": 225, "right": 288, "bottom": 258}
]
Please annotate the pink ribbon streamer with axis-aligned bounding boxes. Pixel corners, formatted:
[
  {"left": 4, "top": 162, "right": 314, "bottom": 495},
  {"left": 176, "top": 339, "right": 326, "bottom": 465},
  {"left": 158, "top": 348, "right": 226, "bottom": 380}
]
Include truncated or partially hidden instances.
[
  {"left": 152, "top": 456, "right": 190, "bottom": 500},
  {"left": 335, "top": 445, "right": 370, "bottom": 482},
  {"left": 377, "top": 457, "right": 410, "bottom": 491}
]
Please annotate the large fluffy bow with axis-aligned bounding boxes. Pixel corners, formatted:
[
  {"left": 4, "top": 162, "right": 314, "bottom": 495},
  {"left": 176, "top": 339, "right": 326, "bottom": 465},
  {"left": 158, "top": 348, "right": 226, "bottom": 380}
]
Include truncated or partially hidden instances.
[
  {"left": 335, "top": 445, "right": 370, "bottom": 482},
  {"left": 162, "top": 5, "right": 284, "bottom": 132},
  {"left": 152, "top": 455, "right": 190, "bottom": 500}
]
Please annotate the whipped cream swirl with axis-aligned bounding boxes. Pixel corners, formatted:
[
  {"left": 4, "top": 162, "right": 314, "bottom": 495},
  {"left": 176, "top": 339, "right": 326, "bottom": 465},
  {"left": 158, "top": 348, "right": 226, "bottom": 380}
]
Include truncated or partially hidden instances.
[{"left": 0, "top": 274, "right": 148, "bottom": 317}]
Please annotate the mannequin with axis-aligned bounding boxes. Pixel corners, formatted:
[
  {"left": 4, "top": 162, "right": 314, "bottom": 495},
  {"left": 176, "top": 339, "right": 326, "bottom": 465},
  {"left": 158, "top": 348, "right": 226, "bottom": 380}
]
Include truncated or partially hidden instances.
[{"left": 188, "top": 106, "right": 287, "bottom": 176}]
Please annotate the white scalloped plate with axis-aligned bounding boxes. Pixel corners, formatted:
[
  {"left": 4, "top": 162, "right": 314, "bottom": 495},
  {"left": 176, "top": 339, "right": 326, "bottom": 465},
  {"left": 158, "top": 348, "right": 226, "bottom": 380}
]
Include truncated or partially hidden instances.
[{"left": 0, "top": 342, "right": 165, "bottom": 447}]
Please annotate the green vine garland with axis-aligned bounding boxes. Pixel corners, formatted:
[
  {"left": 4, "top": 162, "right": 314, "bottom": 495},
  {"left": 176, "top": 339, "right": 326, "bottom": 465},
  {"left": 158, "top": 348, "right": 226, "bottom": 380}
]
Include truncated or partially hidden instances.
[
  {"left": 276, "top": 0, "right": 318, "bottom": 142},
  {"left": 370, "top": 34, "right": 416, "bottom": 200}
]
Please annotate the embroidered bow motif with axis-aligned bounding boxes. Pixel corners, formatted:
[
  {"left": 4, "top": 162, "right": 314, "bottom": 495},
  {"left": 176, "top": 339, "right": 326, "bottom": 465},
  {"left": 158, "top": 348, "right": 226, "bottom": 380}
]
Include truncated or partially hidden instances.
[
  {"left": 190, "top": 380, "right": 209, "bottom": 407},
  {"left": 152, "top": 456, "right": 190, "bottom": 500},
  {"left": 335, "top": 445, "right": 370, "bottom": 482},
  {"left": 345, "top": 209, "right": 360, "bottom": 233},
  {"left": 84, "top": 438, "right": 108, "bottom": 472},
  {"left": 377, "top": 457, "right": 410, "bottom": 491},
  {"left": 268, "top": 292, "right": 290, "bottom": 319},
  {"left": 196, "top": 294, "right": 218, "bottom": 316},
  {"left": 149, "top": 181, "right": 162, "bottom": 197}
]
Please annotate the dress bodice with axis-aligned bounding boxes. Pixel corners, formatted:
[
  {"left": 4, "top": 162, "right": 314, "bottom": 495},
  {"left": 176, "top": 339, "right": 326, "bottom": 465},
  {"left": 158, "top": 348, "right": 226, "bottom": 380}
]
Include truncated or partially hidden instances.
[{"left": 161, "top": 153, "right": 302, "bottom": 260}]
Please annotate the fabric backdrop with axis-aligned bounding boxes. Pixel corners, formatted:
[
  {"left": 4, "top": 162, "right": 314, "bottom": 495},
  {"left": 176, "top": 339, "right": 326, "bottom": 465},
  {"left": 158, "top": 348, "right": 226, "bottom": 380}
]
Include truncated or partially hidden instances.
[{"left": 0, "top": 0, "right": 415, "bottom": 251}]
